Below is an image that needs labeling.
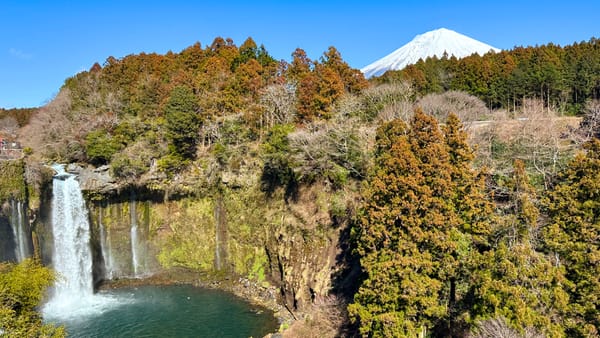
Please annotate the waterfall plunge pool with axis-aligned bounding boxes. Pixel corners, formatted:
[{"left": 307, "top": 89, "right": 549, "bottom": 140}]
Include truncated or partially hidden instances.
[
  {"left": 43, "top": 284, "right": 279, "bottom": 338},
  {"left": 43, "top": 165, "right": 277, "bottom": 336}
]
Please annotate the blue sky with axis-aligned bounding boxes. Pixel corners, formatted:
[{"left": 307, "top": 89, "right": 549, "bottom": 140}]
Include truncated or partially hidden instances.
[{"left": 2, "top": 0, "right": 599, "bottom": 108}]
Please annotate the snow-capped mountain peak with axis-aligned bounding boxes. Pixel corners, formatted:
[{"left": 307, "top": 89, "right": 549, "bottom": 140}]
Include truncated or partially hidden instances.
[{"left": 361, "top": 28, "right": 500, "bottom": 78}]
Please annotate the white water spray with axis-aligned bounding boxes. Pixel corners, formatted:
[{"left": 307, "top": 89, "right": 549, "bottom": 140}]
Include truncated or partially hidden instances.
[
  {"left": 43, "top": 165, "right": 120, "bottom": 320},
  {"left": 10, "top": 200, "right": 30, "bottom": 262},
  {"left": 130, "top": 199, "right": 140, "bottom": 277},
  {"left": 98, "top": 207, "right": 114, "bottom": 279}
]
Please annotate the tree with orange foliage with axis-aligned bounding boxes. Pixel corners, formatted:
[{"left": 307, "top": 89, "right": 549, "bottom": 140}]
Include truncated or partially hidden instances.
[
  {"left": 320, "top": 46, "right": 369, "bottom": 94},
  {"left": 287, "top": 48, "right": 312, "bottom": 83},
  {"left": 349, "top": 110, "right": 493, "bottom": 337},
  {"left": 296, "top": 65, "right": 344, "bottom": 121}
]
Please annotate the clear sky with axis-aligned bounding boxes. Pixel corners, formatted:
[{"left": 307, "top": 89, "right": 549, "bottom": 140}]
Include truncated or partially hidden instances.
[{"left": 2, "top": 0, "right": 599, "bottom": 108}]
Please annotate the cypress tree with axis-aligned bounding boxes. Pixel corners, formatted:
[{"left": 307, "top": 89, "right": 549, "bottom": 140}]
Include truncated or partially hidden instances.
[
  {"left": 164, "top": 86, "right": 201, "bottom": 161},
  {"left": 470, "top": 160, "right": 569, "bottom": 337},
  {"left": 543, "top": 139, "right": 600, "bottom": 337},
  {"left": 349, "top": 110, "right": 493, "bottom": 337}
]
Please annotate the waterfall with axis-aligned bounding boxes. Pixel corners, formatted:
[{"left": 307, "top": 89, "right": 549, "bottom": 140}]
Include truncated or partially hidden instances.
[
  {"left": 43, "top": 165, "right": 119, "bottom": 320},
  {"left": 49, "top": 165, "right": 94, "bottom": 298},
  {"left": 10, "top": 199, "right": 30, "bottom": 262},
  {"left": 130, "top": 199, "right": 141, "bottom": 277},
  {"left": 98, "top": 207, "right": 113, "bottom": 279}
]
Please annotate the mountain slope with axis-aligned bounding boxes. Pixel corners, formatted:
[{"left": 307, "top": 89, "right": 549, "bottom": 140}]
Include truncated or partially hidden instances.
[{"left": 361, "top": 28, "right": 500, "bottom": 78}]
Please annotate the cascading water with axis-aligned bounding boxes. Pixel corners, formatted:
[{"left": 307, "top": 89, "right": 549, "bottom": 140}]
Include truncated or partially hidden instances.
[
  {"left": 50, "top": 165, "right": 94, "bottom": 298},
  {"left": 10, "top": 199, "right": 30, "bottom": 262},
  {"left": 98, "top": 207, "right": 114, "bottom": 279},
  {"left": 39, "top": 167, "right": 276, "bottom": 336},
  {"left": 130, "top": 198, "right": 140, "bottom": 277},
  {"left": 43, "top": 165, "right": 120, "bottom": 320}
]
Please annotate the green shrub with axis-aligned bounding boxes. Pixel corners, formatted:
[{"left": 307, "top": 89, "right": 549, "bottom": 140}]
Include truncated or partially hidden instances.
[
  {"left": 110, "top": 140, "right": 160, "bottom": 180},
  {"left": 157, "top": 153, "right": 188, "bottom": 176},
  {"left": 324, "top": 165, "right": 349, "bottom": 190},
  {"left": 85, "top": 129, "right": 123, "bottom": 165},
  {"left": 0, "top": 259, "right": 65, "bottom": 337},
  {"left": 260, "top": 124, "right": 297, "bottom": 198},
  {"left": 0, "top": 161, "right": 26, "bottom": 201},
  {"left": 211, "top": 143, "right": 229, "bottom": 166}
]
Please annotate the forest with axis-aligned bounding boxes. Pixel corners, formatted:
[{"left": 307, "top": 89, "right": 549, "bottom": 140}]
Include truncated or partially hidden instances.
[
  {"left": 1, "top": 36, "right": 600, "bottom": 337},
  {"left": 377, "top": 38, "right": 600, "bottom": 114}
]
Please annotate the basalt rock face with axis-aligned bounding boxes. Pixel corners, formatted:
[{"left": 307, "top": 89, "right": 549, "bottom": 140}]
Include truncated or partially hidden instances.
[
  {"left": 4, "top": 160, "right": 355, "bottom": 315},
  {"left": 65, "top": 164, "right": 120, "bottom": 194},
  {"left": 0, "top": 160, "right": 34, "bottom": 263},
  {"left": 84, "top": 180, "right": 353, "bottom": 314},
  {"left": 0, "top": 201, "right": 19, "bottom": 262},
  {"left": 88, "top": 198, "right": 160, "bottom": 283}
]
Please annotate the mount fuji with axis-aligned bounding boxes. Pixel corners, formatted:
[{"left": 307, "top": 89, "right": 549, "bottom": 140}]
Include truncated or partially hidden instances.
[{"left": 361, "top": 28, "right": 501, "bottom": 78}]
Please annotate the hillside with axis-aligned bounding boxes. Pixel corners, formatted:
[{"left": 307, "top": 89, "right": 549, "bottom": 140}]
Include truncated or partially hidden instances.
[{"left": 5, "top": 35, "right": 600, "bottom": 337}]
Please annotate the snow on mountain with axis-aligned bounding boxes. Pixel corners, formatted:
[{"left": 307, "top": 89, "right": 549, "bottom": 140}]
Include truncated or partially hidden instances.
[{"left": 361, "top": 28, "right": 500, "bottom": 78}]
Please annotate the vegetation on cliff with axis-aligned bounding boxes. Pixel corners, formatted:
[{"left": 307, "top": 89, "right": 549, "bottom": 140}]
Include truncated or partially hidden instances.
[
  {"left": 8, "top": 35, "right": 600, "bottom": 336},
  {"left": 0, "top": 161, "right": 27, "bottom": 201}
]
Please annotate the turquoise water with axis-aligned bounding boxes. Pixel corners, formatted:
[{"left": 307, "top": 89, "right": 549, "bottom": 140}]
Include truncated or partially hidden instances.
[{"left": 45, "top": 285, "right": 278, "bottom": 338}]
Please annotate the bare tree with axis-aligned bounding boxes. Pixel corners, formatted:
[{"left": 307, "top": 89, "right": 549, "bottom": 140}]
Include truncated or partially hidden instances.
[
  {"left": 18, "top": 71, "right": 124, "bottom": 162},
  {"left": 469, "top": 99, "right": 579, "bottom": 186},
  {"left": 19, "top": 88, "right": 75, "bottom": 160},
  {"left": 281, "top": 295, "right": 348, "bottom": 338},
  {"left": 332, "top": 93, "right": 362, "bottom": 121},
  {"left": 360, "top": 82, "right": 414, "bottom": 122},
  {"left": 417, "top": 90, "right": 490, "bottom": 123},
  {"left": 289, "top": 118, "right": 369, "bottom": 184},
  {"left": 378, "top": 99, "right": 414, "bottom": 123},
  {"left": 469, "top": 317, "right": 544, "bottom": 338},
  {"left": 516, "top": 99, "right": 576, "bottom": 184},
  {"left": 578, "top": 99, "right": 600, "bottom": 141},
  {"left": 260, "top": 83, "right": 296, "bottom": 128},
  {"left": 0, "top": 116, "right": 19, "bottom": 137}
]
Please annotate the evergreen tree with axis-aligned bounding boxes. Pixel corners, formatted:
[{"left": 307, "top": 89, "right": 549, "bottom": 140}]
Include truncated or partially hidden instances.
[
  {"left": 443, "top": 114, "right": 492, "bottom": 246},
  {"left": 470, "top": 160, "right": 569, "bottom": 337},
  {"left": 543, "top": 139, "right": 600, "bottom": 337},
  {"left": 320, "top": 46, "right": 369, "bottom": 94},
  {"left": 296, "top": 64, "right": 344, "bottom": 121},
  {"left": 287, "top": 48, "right": 312, "bottom": 82},
  {"left": 164, "top": 86, "right": 201, "bottom": 162},
  {"left": 378, "top": 37, "right": 600, "bottom": 113},
  {"left": 349, "top": 110, "right": 493, "bottom": 337}
]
